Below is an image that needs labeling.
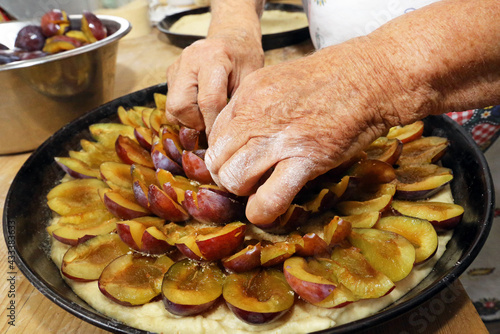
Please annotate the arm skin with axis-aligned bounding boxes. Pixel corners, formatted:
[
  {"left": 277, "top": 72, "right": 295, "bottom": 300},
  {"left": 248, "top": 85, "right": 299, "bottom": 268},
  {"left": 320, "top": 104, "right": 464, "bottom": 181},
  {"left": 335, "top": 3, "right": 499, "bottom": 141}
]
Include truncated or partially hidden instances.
[
  {"left": 203, "top": 0, "right": 500, "bottom": 225},
  {"left": 165, "top": 0, "right": 265, "bottom": 134}
]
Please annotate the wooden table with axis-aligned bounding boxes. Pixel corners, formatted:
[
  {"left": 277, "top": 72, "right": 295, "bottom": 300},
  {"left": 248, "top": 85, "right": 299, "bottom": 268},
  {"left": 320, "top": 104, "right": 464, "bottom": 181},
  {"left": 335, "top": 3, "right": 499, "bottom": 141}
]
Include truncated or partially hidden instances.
[{"left": 0, "top": 29, "right": 488, "bottom": 334}]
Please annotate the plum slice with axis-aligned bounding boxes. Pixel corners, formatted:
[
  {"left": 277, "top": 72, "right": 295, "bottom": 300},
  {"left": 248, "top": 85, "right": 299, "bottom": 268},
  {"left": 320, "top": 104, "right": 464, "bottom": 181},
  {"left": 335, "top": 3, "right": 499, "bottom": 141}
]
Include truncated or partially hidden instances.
[
  {"left": 330, "top": 247, "right": 395, "bottom": 299},
  {"left": 222, "top": 242, "right": 262, "bottom": 273},
  {"left": 81, "top": 11, "right": 107, "bottom": 42},
  {"left": 179, "top": 127, "right": 204, "bottom": 151},
  {"left": 55, "top": 156, "right": 100, "bottom": 179},
  {"left": 394, "top": 164, "right": 453, "bottom": 200},
  {"left": 148, "top": 184, "right": 190, "bottom": 222},
  {"left": 323, "top": 216, "right": 352, "bottom": 247},
  {"left": 347, "top": 159, "right": 396, "bottom": 185},
  {"left": 364, "top": 137, "right": 403, "bottom": 165},
  {"left": 397, "top": 136, "right": 449, "bottom": 165},
  {"left": 182, "top": 150, "right": 214, "bottom": 185},
  {"left": 48, "top": 218, "right": 118, "bottom": 246},
  {"left": 61, "top": 233, "right": 130, "bottom": 282},
  {"left": 149, "top": 107, "right": 168, "bottom": 136},
  {"left": 47, "top": 179, "right": 108, "bottom": 216},
  {"left": 151, "top": 139, "right": 184, "bottom": 175},
  {"left": 289, "top": 232, "right": 330, "bottom": 258},
  {"left": 261, "top": 241, "right": 296, "bottom": 267},
  {"left": 99, "top": 254, "right": 173, "bottom": 306},
  {"left": 182, "top": 188, "right": 245, "bottom": 225},
  {"left": 40, "top": 9, "right": 70, "bottom": 37},
  {"left": 223, "top": 269, "right": 295, "bottom": 325},
  {"left": 42, "top": 35, "right": 83, "bottom": 53},
  {"left": 253, "top": 204, "right": 310, "bottom": 234},
  {"left": 375, "top": 216, "right": 438, "bottom": 264},
  {"left": 89, "top": 123, "right": 136, "bottom": 149},
  {"left": 116, "top": 220, "right": 173, "bottom": 254},
  {"left": 117, "top": 106, "right": 144, "bottom": 128},
  {"left": 100, "top": 162, "right": 134, "bottom": 192},
  {"left": 340, "top": 212, "right": 381, "bottom": 228},
  {"left": 161, "top": 125, "right": 183, "bottom": 166},
  {"left": 335, "top": 183, "right": 396, "bottom": 215},
  {"left": 387, "top": 121, "right": 424, "bottom": 143},
  {"left": 348, "top": 228, "right": 416, "bottom": 282},
  {"left": 162, "top": 259, "right": 224, "bottom": 316},
  {"left": 391, "top": 200, "right": 464, "bottom": 230},
  {"left": 303, "top": 176, "right": 350, "bottom": 213},
  {"left": 134, "top": 127, "right": 154, "bottom": 151},
  {"left": 116, "top": 135, "right": 154, "bottom": 168}
]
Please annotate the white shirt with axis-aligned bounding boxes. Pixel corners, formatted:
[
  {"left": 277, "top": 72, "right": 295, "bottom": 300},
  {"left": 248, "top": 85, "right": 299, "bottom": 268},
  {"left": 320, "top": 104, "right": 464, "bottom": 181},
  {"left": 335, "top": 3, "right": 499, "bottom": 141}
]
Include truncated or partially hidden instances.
[{"left": 302, "top": 0, "right": 441, "bottom": 49}]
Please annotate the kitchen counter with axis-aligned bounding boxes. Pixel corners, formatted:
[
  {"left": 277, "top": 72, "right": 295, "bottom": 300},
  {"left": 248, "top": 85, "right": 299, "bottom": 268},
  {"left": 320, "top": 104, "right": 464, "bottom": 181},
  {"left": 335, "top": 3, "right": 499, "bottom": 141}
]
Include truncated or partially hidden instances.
[{"left": 0, "top": 27, "right": 489, "bottom": 334}]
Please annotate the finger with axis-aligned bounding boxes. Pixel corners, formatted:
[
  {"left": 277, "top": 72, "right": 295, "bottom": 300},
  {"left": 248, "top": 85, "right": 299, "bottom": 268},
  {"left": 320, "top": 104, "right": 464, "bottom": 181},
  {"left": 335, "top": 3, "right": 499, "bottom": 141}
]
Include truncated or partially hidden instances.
[
  {"left": 198, "top": 63, "right": 230, "bottom": 136},
  {"left": 245, "top": 158, "right": 317, "bottom": 225},
  {"left": 165, "top": 60, "right": 205, "bottom": 130},
  {"left": 205, "top": 97, "right": 251, "bottom": 175},
  {"left": 216, "top": 136, "right": 277, "bottom": 196}
]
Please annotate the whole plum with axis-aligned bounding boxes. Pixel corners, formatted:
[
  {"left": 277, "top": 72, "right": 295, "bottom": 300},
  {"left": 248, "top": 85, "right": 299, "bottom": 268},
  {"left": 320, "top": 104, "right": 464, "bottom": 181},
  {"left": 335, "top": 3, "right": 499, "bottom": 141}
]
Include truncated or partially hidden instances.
[{"left": 14, "top": 25, "right": 46, "bottom": 51}]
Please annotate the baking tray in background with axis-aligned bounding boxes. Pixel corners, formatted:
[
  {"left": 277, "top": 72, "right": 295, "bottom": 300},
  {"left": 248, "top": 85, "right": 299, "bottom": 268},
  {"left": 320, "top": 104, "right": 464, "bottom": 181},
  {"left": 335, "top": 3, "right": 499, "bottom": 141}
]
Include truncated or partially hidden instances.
[{"left": 157, "top": 3, "right": 310, "bottom": 50}]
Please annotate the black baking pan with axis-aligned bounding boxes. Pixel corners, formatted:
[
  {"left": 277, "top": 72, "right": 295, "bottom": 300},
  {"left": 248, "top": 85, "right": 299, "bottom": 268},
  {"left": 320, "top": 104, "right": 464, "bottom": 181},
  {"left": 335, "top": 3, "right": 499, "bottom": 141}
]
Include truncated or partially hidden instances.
[
  {"left": 3, "top": 82, "right": 494, "bottom": 333},
  {"left": 157, "top": 3, "right": 311, "bottom": 50}
]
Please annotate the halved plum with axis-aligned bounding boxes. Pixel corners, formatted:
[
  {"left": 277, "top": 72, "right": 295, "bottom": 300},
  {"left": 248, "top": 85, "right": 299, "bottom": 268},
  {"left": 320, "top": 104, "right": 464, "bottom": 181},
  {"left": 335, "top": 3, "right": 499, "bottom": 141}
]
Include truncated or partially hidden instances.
[
  {"left": 222, "top": 242, "right": 262, "bottom": 273},
  {"left": 394, "top": 164, "right": 453, "bottom": 200},
  {"left": 391, "top": 200, "right": 464, "bottom": 230},
  {"left": 223, "top": 268, "right": 295, "bottom": 325},
  {"left": 49, "top": 218, "right": 117, "bottom": 246},
  {"left": 162, "top": 259, "right": 224, "bottom": 316},
  {"left": 335, "top": 183, "right": 396, "bottom": 215},
  {"left": 61, "top": 233, "right": 130, "bottom": 282},
  {"left": 182, "top": 150, "right": 214, "bottom": 185},
  {"left": 348, "top": 228, "right": 416, "bottom": 282},
  {"left": 374, "top": 216, "right": 438, "bottom": 264},
  {"left": 182, "top": 188, "right": 245, "bottom": 225},
  {"left": 330, "top": 247, "right": 395, "bottom": 299},
  {"left": 115, "top": 135, "right": 154, "bottom": 168},
  {"left": 55, "top": 156, "right": 99, "bottom": 179},
  {"left": 99, "top": 254, "right": 174, "bottom": 306},
  {"left": 397, "top": 136, "right": 449, "bottom": 165},
  {"left": 323, "top": 216, "right": 352, "bottom": 247},
  {"left": 47, "top": 179, "right": 108, "bottom": 216},
  {"left": 364, "top": 137, "right": 403, "bottom": 165},
  {"left": 386, "top": 121, "right": 424, "bottom": 144}
]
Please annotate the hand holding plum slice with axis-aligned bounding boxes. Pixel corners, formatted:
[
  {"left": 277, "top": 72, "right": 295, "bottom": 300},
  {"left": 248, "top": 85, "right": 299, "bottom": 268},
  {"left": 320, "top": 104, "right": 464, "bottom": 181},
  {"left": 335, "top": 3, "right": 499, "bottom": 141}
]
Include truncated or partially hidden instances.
[
  {"left": 47, "top": 179, "right": 108, "bottom": 216},
  {"left": 253, "top": 204, "right": 310, "bottom": 234},
  {"left": 162, "top": 259, "right": 224, "bottom": 316},
  {"left": 49, "top": 218, "right": 118, "bottom": 246},
  {"left": 116, "top": 220, "right": 173, "bottom": 254},
  {"left": 364, "top": 137, "right": 403, "bottom": 165},
  {"left": 61, "top": 233, "right": 130, "bottom": 282},
  {"left": 394, "top": 164, "right": 453, "bottom": 200},
  {"left": 397, "top": 136, "right": 449, "bottom": 165},
  {"left": 374, "top": 216, "right": 438, "bottom": 264},
  {"left": 116, "top": 135, "right": 154, "bottom": 168},
  {"left": 99, "top": 254, "right": 173, "bottom": 306},
  {"left": 55, "top": 156, "right": 100, "bottom": 179},
  {"left": 303, "top": 176, "right": 350, "bottom": 213},
  {"left": 330, "top": 247, "right": 395, "bottom": 299},
  {"left": 391, "top": 200, "right": 464, "bottom": 230},
  {"left": 348, "top": 228, "right": 416, "bottom": 282},
  {"left": 387, "top": 121, "right": 424, "bottom": 143},
  {"left": 223, "top": 269, "right": 294, "bottom": 325},
  {"left": 182, "top": 188, "right": 245, "bottom": 225}
]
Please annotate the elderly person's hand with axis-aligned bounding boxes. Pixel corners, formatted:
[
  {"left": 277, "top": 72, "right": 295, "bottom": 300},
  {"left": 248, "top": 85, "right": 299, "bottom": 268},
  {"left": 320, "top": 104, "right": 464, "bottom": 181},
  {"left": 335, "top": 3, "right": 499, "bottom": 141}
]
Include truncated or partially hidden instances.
[
  {"left": 165, "top": 0, "right": 265, "bottom": 135},
  {"left": 205, "top": 0, "right": 500, "bottom": 225}
]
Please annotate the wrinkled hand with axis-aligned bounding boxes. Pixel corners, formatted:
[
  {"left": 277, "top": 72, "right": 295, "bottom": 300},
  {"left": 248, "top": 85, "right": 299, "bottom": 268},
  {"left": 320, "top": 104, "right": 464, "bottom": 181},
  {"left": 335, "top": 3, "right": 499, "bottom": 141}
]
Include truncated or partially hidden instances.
[
  {"left": 205, "top": 41, "right": 414, "bottom": 225},
  {"left": 166, "top": 34, "right": 264, "bottom": 135}
]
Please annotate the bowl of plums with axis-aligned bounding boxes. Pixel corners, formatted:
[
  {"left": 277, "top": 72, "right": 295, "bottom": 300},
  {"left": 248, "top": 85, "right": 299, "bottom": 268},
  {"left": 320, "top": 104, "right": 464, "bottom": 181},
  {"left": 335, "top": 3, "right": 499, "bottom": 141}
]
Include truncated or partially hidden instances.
[
  {"left": 3, "top": 83, "right": 494, "bottom": 333},
  {"left": 0, "top": 9, "right": 130, "bottom": 154}
]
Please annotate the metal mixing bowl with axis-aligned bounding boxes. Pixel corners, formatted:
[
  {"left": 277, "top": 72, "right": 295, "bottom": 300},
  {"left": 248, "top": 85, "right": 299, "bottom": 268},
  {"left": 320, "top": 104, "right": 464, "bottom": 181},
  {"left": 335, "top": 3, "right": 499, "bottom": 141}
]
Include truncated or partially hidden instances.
[{"left": 0, "top": 15, "right": 131, "bottom": 154}]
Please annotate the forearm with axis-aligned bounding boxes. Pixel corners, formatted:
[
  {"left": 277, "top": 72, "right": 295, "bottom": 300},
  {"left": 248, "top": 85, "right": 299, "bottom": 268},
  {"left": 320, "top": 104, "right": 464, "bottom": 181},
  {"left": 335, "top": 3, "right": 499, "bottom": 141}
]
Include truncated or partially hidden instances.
[
  {"left": 327, "top": 0, "right": 500, "bottom": 129},
  {"left": 208, "top": 0, "right": 265, "bottom": 43}
]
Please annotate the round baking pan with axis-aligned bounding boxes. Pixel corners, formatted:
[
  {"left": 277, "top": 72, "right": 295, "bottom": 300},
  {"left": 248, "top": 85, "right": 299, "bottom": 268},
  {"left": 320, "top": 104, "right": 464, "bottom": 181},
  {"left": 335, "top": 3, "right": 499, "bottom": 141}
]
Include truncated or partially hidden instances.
[
  {"left": 3, "top": 82, "right": 494, "bottom": 333},
  {"left": 157, "top": 3, "right": 311, "bottom": 50}
]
